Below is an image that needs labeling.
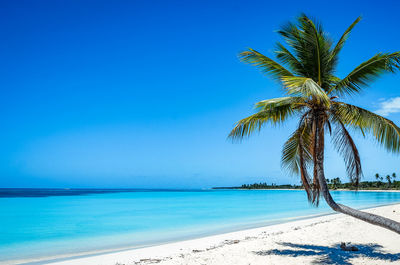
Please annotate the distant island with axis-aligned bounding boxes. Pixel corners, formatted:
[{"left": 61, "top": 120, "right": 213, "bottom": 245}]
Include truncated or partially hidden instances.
[{"left": 213, "top": 173, "right": 400, "bottom": 190}]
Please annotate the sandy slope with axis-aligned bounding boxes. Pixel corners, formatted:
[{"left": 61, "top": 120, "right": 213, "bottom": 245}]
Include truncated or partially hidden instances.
[{"left": 46, "top": 204, "right": 400, "bottom": 265}]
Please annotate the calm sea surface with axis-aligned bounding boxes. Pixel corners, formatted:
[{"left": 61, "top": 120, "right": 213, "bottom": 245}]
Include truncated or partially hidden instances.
[{"left": 1, "top": 189, "right": 400, "bottom": 264}]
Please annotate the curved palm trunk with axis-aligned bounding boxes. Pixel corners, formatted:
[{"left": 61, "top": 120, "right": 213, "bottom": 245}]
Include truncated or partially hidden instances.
[{"left": 315, "top": 120, "right": 400, "bottom": 234}]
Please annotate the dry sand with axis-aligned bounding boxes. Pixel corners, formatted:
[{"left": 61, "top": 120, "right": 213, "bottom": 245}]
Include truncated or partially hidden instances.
[{"left": 46, "top": 204, "right": 400, "bottom": 265}]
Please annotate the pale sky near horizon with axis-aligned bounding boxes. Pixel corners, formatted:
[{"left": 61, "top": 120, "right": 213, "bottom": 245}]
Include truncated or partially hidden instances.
[{"left": 1, "top": 0, "right": 400, "bottom": 188}]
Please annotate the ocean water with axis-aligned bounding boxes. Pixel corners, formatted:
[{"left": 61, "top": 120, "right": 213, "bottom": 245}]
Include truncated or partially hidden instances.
[{"left": 1, "top": 189, "right": 400, "bottom": 264}]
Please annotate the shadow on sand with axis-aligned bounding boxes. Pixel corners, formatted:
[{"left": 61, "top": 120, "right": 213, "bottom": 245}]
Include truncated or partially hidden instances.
[{"left": 253, "top": 242, "right": 400, "bottom": 265}]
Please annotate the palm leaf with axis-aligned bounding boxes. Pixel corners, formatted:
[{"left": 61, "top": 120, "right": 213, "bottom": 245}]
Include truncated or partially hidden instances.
[
  {"left": 329, "top": 17, "right": 362, "bottom": 64},
  {"left": 228, "top": 97, "right": 305, "bottom": 139},
  {"left": 330, "top": 52, "right": 400, "bottom": 96},
  {"left": 281, "top": 76, "right": 330, "bottom": 106},
  {"left": 254, "top": 96, "right": 307, "bottom": 109},
  {"left": 239, "top": 48, "right": 294, "bottom": 81},
  {"left": 275, "top": 42, "right": 304, "bottom": 75},
  {"left": 277, "top": 14, "right": 335, "bottom": 88},
  {"left": 332, "top": 102, "right": 400, "bottom": 153},
  {"left": 302, "top": 16, "right": 322, "bottom": 85},
  {"left": 281, "top": 119, "right": 314, "bottom": 201},
  {"left": 331, "top": 121, "right": 362, "bottom": 185}
]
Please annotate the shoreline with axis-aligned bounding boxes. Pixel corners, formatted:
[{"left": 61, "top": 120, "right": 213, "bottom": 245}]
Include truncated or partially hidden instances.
[
  {"left": 16, "top": 202, "right": 400, "bottom": 265},
  {"left": 14, "top": 211, "right": 337, "bottom": 265}
]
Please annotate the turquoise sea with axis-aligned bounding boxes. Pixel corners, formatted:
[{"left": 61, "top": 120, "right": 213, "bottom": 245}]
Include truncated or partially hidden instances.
[{"left": 1, "top": 189, "right": 400, "bottom": 264}]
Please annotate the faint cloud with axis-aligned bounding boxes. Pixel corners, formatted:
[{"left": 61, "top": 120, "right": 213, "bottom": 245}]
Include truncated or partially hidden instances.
[{"left": 375, "top": 97, "right": 400, "bottom": 116}]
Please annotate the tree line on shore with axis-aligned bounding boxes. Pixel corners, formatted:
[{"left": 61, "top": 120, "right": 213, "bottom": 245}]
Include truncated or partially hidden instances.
[
  {"left": 213, "top": 173, "right": 400, "bottom": 190},
  {"left": 326, "top": 173, "right": 399, "bottom": 190}
]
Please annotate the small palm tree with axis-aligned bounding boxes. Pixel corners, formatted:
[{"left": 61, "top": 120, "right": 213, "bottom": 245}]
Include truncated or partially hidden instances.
[
  {"left": 229, "top": 14, "right": 400, "bottom": 233},
  {"left": 386, "top": 175, "right": 392, "bottom": 185},
  {"left": 375, "top": 173, "right": 380, "bottom": 181}
]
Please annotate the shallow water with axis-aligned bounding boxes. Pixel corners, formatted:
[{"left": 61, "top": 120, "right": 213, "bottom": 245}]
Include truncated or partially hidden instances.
[{"left": 1, "top": 189, "right": 400, "bottom": 263}]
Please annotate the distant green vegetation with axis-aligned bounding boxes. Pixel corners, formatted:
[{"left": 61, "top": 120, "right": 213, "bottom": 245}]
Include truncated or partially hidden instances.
[
  {"left": 213, "top": 173, "right": 400, "bottom": 190},
  {"left": 212, "top": 182, "right": 302, "bottom": 190},
  {"left": 326, "top": 173, "right": 400, "bottom": 190}
]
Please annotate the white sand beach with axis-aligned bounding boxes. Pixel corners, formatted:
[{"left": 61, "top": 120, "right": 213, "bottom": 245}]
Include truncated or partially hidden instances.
[{"left": 45, "top": 203, "right": 400, "bottom": 265}]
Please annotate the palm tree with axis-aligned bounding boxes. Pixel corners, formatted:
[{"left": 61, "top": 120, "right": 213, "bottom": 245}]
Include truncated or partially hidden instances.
[
  {"left": 386, "top": 175, "right": 392, "bottom": 186},
  {"left": 229, "top": 14, "right": 400, "bottom": 234},
  {"left": 375, "top": 173, "right": 381, "bottom": 188},
  {"left": 331, "top": 178, "right": 338, "bottom": 189}
]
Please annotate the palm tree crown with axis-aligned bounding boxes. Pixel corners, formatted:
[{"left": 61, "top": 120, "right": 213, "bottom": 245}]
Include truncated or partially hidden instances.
[{"left": 229, "top": 14, "right": 400, "bottom": 205}]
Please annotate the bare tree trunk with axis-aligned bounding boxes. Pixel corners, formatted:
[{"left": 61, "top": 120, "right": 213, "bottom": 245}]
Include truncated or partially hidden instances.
[{"left": 315, "top": 119, "right": 400, "bottom": 234}]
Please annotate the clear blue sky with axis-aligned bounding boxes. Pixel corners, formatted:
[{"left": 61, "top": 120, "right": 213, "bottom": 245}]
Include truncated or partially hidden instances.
[{"left": 1, "top": 0, "right": 400, "bottom": 188}]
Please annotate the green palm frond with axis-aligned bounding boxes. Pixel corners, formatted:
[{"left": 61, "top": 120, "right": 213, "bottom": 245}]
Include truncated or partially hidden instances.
[
  {"left": 281, "top": 120, "right": 314, "bottom": 201},
  {"left": 300, "top": 15, "right": 335, "bottom": 87},
  {"left": 330, "top": 52, "right": 400, "bottom": 96},
  {"left": 302, "top": 16, "right": 323, "bottom": 85},
  {"left": 282, "top": 128, "right": 310, "bottom": 174},
  {"left": 274, "top": 42, "right": 304, "bottom": 75},
  {"left": 329, "top": 17, "right": 362, "bottom": 65},
  {"left": 327, "top": 75, "right": 341, "bottom": 86},
  {"left": 331, "top": 121, "right": 362, "bottom": 185},
  {"left": 277, "top": 21, "right": 306, "bottom": 54},
  {"left": 254, "top": 96, "right": 307, "bottom": 109},
  {"left": 332, "top": 102, "right": 400, "bottom": 153},
  {"left": 281, "top": 76, "right": 330, "bottom": 106},
  {"left": 239, "top": 48, "right": 294, "bottom": 81},
  {"left": 277, "top": 21, "right": 314, "bottom": 79},
  {"left": 278, "top": 15, "right": 336, "bottom": 88},
  {"left": 228, "top": 97, "right": 305, "bottom": 139}
]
